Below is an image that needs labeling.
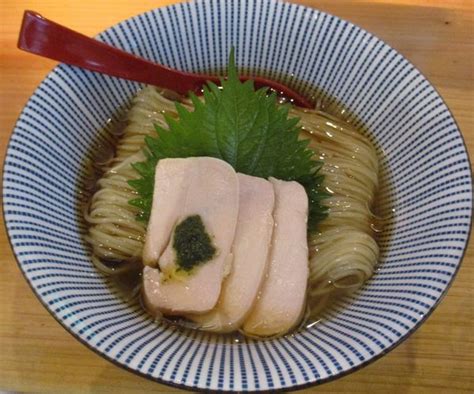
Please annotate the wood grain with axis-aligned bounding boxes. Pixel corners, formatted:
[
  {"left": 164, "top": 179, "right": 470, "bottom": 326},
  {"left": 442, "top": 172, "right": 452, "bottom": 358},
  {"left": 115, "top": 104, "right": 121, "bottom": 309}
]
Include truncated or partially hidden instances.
[{"left": 0, "top": 1, "right": 473, "bottom": 392}]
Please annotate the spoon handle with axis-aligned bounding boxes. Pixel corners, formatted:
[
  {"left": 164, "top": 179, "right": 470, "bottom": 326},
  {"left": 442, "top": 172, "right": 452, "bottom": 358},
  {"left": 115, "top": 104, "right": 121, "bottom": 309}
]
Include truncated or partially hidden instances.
[
  {"left": 18, "top": 10, "right": 313, "bottom": 107},
  {"left": 18, "top": 10, "right": 212, "bottom": 94}
]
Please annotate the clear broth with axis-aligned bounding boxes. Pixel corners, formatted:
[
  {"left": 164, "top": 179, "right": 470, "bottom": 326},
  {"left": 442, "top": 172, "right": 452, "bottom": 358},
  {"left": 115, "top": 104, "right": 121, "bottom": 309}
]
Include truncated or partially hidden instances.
[{"left": 81, "top": 84, "right": 391, "bottom": 340}]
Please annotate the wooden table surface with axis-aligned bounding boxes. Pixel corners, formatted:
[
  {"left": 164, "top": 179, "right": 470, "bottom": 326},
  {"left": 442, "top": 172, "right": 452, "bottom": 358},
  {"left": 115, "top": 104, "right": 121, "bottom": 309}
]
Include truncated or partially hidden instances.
[{"left": 1, "top": 0, "right": 473, "bottom": 392}]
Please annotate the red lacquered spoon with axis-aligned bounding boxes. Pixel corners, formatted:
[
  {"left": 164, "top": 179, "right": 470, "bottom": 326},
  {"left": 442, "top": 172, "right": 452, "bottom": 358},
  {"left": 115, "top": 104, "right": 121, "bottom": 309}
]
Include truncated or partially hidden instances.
[{"left": 18, "top": 10, "right": 312, "bottom": 108}]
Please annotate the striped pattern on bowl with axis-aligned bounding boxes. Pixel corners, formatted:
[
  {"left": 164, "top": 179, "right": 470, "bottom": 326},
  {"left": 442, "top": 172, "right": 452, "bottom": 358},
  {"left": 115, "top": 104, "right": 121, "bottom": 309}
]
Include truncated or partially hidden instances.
[{"left": 3, "top": 0, "right": 472, "bottom": 391}]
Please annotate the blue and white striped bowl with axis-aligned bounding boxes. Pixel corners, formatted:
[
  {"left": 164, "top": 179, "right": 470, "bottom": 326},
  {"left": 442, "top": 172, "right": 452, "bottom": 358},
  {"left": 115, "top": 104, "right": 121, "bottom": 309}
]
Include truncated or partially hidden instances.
[{"left": 3, "top": 0, "right": 472, "bottom": 391}]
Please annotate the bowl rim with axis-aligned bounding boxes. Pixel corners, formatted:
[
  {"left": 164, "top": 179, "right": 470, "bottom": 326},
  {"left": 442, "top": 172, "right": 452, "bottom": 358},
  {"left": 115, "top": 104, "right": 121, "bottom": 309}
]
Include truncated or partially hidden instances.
[{"left": 3, "top": 0, "right": 473, "bottom": 392}]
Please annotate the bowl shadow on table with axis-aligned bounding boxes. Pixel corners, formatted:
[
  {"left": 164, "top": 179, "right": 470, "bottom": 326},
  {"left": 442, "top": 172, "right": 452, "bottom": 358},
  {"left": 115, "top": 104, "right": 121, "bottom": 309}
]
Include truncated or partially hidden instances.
[{"left": 89, "top": 361, "right": 182, "bottom": 393}]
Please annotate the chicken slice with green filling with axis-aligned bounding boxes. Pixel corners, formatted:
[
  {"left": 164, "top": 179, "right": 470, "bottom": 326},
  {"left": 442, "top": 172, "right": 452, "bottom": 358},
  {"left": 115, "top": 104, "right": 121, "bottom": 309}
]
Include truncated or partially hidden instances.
[{"left": 142, "top": 157, "right": 239, "bottom": 315}]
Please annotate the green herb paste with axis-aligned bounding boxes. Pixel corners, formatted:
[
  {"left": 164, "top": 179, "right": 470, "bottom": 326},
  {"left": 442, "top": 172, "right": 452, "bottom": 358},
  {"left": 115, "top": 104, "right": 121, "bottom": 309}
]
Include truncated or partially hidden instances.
[{"left": 173, "top": 215, "right": 216, "bottom": 272}]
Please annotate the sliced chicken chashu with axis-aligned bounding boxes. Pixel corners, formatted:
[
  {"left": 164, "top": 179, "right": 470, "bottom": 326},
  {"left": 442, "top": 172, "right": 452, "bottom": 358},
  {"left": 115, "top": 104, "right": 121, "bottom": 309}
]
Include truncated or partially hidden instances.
[
  {"left": 187, "top": 173, "right": 275, "bottom": 332},
  {"left": 243, "top": 177, "right": 309, "bottom": 337},
  {"left": 142, "top": 157, "right": 239, "bottom": 315},
  {"left": 142, "top": 158, "right": 191, "bottom": 267}
]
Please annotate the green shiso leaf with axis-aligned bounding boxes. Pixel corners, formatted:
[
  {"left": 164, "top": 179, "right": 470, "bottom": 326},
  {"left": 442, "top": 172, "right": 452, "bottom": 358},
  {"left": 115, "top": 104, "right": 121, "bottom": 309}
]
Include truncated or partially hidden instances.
[{"left": 129, "top": 49, "right": 328, "bottom": 231}]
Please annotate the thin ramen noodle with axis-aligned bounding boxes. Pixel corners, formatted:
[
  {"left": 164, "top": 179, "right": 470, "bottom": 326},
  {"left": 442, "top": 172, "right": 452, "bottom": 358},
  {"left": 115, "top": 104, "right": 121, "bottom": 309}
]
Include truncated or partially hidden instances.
[{"left": 84, "top": 86, "right": 380, "bottom": 327}]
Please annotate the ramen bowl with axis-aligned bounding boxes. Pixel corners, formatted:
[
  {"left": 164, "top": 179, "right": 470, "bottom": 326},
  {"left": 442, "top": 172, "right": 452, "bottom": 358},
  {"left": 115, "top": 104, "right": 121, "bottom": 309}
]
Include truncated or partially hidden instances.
[{"left": 3, "top": 0, "right": 472, "bottom": 391}]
